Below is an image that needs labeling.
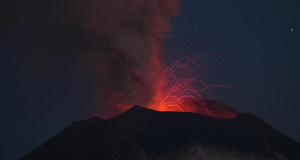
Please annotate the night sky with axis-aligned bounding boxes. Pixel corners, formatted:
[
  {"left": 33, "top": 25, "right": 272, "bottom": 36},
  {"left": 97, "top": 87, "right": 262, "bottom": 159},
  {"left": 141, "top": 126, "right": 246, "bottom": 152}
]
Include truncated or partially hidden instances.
[{"left": 1, "top": 0, "right": 300, "bottom": 159}]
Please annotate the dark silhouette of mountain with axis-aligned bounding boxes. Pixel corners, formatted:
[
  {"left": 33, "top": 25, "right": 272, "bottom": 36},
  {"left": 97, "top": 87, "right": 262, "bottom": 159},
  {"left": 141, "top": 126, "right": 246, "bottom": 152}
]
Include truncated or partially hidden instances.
[{"left": 21, "top": 102, "right": 300, "bottom": 160}]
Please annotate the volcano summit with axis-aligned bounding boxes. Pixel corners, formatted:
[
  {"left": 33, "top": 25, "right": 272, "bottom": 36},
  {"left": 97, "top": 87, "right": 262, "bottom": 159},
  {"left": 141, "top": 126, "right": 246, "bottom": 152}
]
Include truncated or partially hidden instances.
[{"left": 21, "top": 101, "right": 300, "bottom": 160}]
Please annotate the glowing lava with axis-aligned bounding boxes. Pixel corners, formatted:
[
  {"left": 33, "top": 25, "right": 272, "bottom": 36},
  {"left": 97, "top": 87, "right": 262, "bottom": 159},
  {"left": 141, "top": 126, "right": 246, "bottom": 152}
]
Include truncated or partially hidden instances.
[{"left": 141, "top": 56, "right": 240, "bottom": 118}]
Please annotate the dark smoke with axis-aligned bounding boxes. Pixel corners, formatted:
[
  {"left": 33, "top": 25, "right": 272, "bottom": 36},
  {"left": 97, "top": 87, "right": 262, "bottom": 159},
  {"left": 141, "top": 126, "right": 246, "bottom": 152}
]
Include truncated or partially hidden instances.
[{"left": 5, "top": 0, "right": 181, "bottom": 118}]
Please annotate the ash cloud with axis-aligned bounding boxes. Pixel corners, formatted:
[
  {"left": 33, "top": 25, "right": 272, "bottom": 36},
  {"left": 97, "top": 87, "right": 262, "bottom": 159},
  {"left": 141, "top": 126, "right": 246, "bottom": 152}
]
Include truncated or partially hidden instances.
[{"left": 6, "top": 0, "right": 180, "bottom": 118}]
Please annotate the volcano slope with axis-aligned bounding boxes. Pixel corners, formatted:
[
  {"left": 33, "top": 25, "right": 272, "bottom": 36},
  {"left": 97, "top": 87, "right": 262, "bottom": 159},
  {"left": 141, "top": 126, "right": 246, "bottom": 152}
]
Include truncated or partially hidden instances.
[{"left": 21, "top": 102, "right": 300, "bottom": 160}]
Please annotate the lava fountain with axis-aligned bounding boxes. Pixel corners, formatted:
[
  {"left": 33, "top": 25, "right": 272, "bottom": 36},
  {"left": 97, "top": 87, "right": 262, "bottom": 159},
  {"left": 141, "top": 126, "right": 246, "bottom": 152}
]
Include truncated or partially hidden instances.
[{"left": 136, "top": 56, "right": 240, "bottom": 118}]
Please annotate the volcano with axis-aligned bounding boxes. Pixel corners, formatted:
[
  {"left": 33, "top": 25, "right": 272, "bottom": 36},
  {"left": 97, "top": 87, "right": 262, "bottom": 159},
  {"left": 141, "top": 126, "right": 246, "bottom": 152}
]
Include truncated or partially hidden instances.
[{"left": 21, "top": 101, "right": 300, "bottom": 160}]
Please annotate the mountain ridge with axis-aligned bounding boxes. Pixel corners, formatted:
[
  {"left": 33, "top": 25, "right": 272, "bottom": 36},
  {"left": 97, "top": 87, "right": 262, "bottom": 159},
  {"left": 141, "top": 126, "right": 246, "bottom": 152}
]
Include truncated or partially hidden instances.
[{"left": 21, "top": 104, "right": 300, "bottom": 160}]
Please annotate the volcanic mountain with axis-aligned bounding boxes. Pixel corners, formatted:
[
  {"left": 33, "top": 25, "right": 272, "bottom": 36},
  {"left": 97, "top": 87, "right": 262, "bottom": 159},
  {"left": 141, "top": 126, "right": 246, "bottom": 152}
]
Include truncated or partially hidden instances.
[{"left": 21, "top": 101, "right": 300, "bottom": 160}]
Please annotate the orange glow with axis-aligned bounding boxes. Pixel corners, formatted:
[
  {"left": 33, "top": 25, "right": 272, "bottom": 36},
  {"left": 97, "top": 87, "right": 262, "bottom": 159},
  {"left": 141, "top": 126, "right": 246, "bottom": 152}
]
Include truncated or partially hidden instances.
[
  {"left": 141, "top": 56, "right": 243, "bottom": 118},
  {"left": 145, "top": 57, "right": 213, "bottom": 116},
  {"left": 104, "top": 55, "right": 245, "bottom": 119}
]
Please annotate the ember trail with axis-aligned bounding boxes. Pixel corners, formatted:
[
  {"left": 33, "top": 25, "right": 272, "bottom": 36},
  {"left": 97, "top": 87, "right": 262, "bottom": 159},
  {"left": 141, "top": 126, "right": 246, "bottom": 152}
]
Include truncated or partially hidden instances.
[{"left": 127, "top": 56, "right": 240, "bottom": 119}]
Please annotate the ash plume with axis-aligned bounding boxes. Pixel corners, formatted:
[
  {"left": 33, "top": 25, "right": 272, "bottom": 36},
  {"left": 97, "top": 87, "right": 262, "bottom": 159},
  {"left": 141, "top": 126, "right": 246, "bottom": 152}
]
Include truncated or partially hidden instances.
[{"left": 7, "top": 0, "right": 181, "bottom": 118}]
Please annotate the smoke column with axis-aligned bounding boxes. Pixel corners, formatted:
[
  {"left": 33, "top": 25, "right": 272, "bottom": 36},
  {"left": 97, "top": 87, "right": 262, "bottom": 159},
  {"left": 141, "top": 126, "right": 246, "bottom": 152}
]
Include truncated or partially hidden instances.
[
  {"left": 10, "top": 0, "right": 181, "bottom": 118},
  {"left": 80, "top": 0, "right": 181, "bottom": 117}
]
